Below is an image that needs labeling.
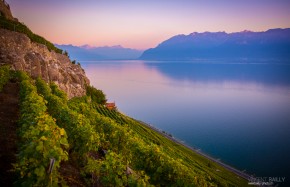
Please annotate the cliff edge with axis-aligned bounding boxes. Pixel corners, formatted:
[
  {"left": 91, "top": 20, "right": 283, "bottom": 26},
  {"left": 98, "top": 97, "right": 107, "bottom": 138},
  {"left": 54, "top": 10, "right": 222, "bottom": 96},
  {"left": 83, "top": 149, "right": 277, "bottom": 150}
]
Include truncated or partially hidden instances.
[
  {"left": 0, "top": 29, "right": 89, "bottom": 98},
  {"left": 0, "top": 0, "right": 14, "bottom": 21},
  {"left": 0, "top": 1, "right": 90, "bottom": 98}
]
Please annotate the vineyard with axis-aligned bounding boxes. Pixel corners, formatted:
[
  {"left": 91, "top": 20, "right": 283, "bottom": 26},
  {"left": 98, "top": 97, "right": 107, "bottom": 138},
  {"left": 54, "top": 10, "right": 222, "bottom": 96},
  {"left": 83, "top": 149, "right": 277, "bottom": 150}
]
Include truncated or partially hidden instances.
[
  {"left": 94, "top": 105, "right": 127, "bottom": 125},
  {"left": 0, "top": 66, "right": 249, "bottom": 186}
]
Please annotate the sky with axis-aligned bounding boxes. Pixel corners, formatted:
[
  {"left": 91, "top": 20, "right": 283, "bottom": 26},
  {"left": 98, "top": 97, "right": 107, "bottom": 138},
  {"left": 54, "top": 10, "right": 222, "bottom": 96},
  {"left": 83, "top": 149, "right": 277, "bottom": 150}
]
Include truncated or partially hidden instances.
[{"left": 6, "top": 0, "right": 290, "bottom": 50}]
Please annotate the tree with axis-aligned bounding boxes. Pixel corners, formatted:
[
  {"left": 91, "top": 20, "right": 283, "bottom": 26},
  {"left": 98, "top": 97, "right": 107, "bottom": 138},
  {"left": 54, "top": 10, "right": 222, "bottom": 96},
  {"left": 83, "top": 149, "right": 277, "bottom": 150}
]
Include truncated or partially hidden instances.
[{"left": 86, "top": 85, "right": 107, "bottom": 105}]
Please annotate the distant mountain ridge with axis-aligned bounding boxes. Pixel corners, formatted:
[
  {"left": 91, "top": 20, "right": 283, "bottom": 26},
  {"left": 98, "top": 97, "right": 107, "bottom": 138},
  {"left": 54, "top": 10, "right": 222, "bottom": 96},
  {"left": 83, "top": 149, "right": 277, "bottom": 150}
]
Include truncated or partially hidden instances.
[
  {"left": 56, "top": 44, "right": 143, "bottom": 61},
  {"left": 140, "top": 28, "right": 290, "bottom": 60}
]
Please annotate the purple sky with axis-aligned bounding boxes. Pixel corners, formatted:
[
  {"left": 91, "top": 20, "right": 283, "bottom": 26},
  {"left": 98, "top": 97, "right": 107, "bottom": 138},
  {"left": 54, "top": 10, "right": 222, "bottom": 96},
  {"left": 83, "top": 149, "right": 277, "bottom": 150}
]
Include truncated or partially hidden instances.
[{"left": 6, "top": 0, "right": 290, "bottom": 49}]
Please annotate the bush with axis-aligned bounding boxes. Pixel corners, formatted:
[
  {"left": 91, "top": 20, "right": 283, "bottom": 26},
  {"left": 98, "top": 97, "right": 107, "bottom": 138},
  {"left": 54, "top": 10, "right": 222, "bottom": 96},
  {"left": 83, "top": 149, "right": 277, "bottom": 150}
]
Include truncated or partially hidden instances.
[{"left": 86, "top": 85, "right": 107, "bottom": 105}]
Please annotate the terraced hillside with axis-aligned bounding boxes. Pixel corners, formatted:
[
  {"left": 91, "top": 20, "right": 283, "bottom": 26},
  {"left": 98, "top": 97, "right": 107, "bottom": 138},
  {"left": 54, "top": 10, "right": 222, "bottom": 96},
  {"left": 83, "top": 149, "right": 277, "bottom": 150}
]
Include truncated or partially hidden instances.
[{"left": 0, "top": 65, "right": 249, "bottom": 186}]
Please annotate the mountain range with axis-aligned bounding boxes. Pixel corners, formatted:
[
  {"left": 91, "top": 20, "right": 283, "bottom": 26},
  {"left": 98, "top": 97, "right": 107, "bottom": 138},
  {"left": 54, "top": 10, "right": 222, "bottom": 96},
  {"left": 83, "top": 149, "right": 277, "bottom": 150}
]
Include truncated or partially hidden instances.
[
  {"left": 55, "top": 44, "right": 143, "bottom": 61},
  {"left": 140, "top": 28, "right": 290, "bottom": 60}
]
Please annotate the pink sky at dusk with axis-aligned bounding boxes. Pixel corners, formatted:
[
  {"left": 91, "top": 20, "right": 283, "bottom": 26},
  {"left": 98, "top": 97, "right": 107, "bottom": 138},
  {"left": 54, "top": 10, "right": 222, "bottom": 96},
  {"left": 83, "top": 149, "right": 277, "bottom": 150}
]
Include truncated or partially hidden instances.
[{"left": 6, "top": 0, "right": 290, "bottom": 50}]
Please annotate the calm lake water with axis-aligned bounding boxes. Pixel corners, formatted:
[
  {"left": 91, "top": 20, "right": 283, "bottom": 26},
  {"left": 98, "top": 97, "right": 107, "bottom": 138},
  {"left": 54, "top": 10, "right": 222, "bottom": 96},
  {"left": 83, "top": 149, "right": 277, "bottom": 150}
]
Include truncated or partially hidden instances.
[{"left": 82, "top": 60, "right": 290, "bottom": 180}]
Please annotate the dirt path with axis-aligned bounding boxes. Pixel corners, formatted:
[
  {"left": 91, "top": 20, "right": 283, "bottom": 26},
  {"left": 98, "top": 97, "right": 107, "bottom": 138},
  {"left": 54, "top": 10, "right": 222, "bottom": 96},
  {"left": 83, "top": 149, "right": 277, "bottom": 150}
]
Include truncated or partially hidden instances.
[{"left": 0, "top": 80, "right": 19, "bottom": 186}]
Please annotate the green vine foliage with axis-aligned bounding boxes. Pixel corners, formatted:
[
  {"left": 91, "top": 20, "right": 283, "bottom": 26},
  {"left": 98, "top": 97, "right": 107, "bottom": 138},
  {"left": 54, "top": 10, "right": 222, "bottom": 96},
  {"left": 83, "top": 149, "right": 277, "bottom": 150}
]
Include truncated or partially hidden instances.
[
  {"left": 14, "top": 75, "right": 69, "bottom": 186},
  {"left": 35, "top": 78, "right": 101, "bottom": 160},
  {"left": 86, "top": 85, "right": 107, "bottom": 105},
  {"left": 50, "top": 82, "right": 67, "bottom": 101},
  {"left": 0, "top": 65, "right": 11, "bottom": 92}
]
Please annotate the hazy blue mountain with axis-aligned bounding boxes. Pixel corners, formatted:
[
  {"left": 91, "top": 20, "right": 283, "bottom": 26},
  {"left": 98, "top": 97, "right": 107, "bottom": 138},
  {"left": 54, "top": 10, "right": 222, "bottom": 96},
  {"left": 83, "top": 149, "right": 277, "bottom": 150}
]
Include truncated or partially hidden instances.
[
  {"left": 140, "top": 28, "right": 290, "bottom": 60},
  {"left": 55, "top": 44, "right": 143, "bottom": 61}
]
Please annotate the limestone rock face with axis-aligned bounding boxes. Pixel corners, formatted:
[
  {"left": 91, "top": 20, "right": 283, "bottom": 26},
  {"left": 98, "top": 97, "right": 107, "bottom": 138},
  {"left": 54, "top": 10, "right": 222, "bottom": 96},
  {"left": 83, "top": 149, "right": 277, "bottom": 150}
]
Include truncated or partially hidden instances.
[
  {"left": 0, "top": 28, "right": 90, "bottom": 98},
  {"left": 0, "top": 0, "right": 14, "bottom": 21}
]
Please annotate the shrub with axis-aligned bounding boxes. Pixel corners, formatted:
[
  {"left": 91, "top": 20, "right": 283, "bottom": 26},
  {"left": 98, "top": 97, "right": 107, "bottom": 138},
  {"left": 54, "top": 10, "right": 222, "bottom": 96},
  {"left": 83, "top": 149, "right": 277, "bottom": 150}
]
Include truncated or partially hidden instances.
[{"left": 86, "top": 85, "right": 107, "bottom": 105}]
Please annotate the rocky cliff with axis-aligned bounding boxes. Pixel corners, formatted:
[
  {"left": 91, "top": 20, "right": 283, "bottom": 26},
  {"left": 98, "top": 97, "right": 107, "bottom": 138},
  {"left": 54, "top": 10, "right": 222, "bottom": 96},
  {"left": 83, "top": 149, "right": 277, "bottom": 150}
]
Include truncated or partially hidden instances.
[
  {"left": 0, "top": 28, "right": 90, "bottom": 98},
  {"left": 0, "top": 0, "right": 14, "bottom": 21}
]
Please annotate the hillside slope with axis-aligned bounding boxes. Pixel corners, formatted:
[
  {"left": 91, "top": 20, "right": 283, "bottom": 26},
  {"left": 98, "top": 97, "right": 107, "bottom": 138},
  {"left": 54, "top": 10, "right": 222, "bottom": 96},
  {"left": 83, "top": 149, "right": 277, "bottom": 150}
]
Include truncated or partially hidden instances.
[
  {"left": 56, "top": 44, "right": 143, "bottom": 61},
  {"left": 0, "top": 65, "right": 250, "bottom": 186}
]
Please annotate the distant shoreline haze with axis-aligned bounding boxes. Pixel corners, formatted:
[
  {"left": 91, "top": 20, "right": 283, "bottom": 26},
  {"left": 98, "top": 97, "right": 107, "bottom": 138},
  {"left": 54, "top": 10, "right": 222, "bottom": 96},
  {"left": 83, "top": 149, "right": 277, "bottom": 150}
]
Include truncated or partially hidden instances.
[
  {"left": 57, "top": 28, "right": 290, "bottom": 62},
  {"left": 140, "top": 28, "right": 290, "bottom": 60},
  {"left": 7, "top": 0, "right": 290, "bottom": 49},
  {"left": 55, "top": 44, "right": 143, "bottom": 61}
]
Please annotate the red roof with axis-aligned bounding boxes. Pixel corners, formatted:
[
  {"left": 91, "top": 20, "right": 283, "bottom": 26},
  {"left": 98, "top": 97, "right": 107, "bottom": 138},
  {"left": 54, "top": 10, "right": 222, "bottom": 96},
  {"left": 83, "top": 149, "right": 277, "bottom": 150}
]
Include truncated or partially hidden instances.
[{"left": 105, "top": 102, "right": 116, "bottom": 109}]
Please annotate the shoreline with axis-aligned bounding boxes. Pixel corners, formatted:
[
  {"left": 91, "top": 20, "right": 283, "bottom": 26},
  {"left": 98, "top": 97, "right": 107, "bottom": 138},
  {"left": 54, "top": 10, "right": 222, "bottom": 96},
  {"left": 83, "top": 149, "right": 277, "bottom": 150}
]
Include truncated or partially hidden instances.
[{"left": 136, "top": 119, "right": 253, "bottom": 182}]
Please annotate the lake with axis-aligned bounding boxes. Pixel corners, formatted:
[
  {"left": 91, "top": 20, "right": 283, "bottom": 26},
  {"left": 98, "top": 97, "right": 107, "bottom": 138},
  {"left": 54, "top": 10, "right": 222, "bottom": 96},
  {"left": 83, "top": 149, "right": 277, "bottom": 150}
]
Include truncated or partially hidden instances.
[{"left": 82, "top": 60, "right": 290, "bottom": 181}]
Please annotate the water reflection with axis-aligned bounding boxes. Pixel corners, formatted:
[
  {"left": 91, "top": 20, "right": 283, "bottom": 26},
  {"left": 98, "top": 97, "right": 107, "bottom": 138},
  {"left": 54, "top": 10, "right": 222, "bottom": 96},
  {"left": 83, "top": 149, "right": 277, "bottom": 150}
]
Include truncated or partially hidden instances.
[
  {"left": 83, "top": 60, "right": 290, "bottom": 180},
  {"left": 143, "top": 60, "right": 290, "bottom": 87}
]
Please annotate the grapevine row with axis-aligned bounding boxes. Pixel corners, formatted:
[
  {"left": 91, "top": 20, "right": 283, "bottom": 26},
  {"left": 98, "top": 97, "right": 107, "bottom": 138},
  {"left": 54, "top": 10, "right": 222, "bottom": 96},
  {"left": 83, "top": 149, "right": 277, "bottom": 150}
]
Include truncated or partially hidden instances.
[
  {"left": 35, "top": 78, "right": 101, "bottom": 159},
  {"left": 14, "top": 72, "right": 69, "bottom": 186},
  {"left": 35, "top": 78, "right": 152, "bottom": 186},
  {"left": 18, "top": 75, "right": 243, "bottom": 186},
  {"left": 67, "top": 90, "right": 211, "bottom": 186},
  {"left": 94, "top": 104, "right": 127, "bottom": 124}
]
